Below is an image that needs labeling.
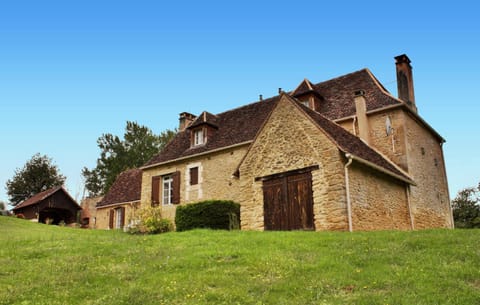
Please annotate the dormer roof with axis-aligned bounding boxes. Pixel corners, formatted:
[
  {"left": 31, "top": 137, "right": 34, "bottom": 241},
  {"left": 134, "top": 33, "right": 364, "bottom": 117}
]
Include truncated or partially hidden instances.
[
  {"left": 188, "top": 111, "right": 219, "bottom": 129},
  {"left": 291, "top": 78, "right": 319, "bottom": 97}
]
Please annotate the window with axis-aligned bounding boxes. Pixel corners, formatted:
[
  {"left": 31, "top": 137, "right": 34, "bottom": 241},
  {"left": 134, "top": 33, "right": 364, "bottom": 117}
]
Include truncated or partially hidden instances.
[
  {"left": 152, "top": 172, "right": 180, "bottom": 205},
  {"left": 163, "top": 175, "right": 173, "bottom": 205},
  {"left": 109, "top": 207, "right": 125, "bottom": 229},
  {"left": 194, "top": 129, "right": 204, "bottom": 146},
  {"left": 190, "top": 167, "right": 199, "bottom": 185},
  {"left": 301, "top": 100, "right": 310, "bottom": 108},
  {"left": 115, "top": 208, "right": 123, "bottom": 229}
]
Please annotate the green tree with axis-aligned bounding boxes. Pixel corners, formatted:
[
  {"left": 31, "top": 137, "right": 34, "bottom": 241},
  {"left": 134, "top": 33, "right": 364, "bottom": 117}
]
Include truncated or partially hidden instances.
[
  {"left": 6, "top": 153, "right": 66, "bottom": 206},
  {"left": 452, "top": 184, "right": 480, "bottom": 228},
  {"left": 83, "top": 121, "right": 176, "bottom": 196}
]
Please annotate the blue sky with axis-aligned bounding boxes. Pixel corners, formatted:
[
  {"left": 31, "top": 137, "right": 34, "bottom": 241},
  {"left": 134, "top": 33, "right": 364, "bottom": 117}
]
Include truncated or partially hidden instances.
[{"left": 1, "top": 0, "right": 479, "bottom": 206}]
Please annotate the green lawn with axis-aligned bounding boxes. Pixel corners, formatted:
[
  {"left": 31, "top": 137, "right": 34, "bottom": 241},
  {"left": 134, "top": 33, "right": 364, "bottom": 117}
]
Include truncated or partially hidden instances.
[{"left": 0, "top": 217, "right": 479, "bottom": 305}]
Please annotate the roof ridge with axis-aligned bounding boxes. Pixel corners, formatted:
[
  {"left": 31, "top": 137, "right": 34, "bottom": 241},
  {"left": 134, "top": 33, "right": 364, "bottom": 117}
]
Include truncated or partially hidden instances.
[
  {"left": 13, "top": 185, "right": 73, "bottom": 210},
  {"left": 214, "top": 95, "right": 278, "bottom": 116},
  {"left": 363, "top": 68, "right": 403, "bottom": 103},
  {"left": 312, "top": 68, "right": 369, "bottom": 88}
]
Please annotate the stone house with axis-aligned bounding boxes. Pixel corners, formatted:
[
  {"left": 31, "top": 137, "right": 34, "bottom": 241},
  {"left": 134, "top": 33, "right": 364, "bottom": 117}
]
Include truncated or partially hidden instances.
[
  {"left": 99, "top": 54, "right": 453, "bottom": 231},
  {"left": 96, "top": 169, "right": 142, "bottom": 229}
]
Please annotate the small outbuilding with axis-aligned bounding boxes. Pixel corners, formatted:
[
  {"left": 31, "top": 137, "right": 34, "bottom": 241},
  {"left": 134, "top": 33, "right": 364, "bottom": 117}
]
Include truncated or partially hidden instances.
[{"left": 12, "top": 186, "right": 82, "bottom": 225}]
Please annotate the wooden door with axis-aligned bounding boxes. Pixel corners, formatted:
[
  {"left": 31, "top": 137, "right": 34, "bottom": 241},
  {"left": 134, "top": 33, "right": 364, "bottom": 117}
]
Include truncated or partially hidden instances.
[{"left": 263, "top": 171, "right": 314, "bottom": 230}]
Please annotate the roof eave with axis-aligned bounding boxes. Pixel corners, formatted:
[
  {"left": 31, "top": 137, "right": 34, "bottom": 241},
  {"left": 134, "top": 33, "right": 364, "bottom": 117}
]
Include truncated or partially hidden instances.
[
  {"left": 96, "top": 199, "right": 140, "bottom": 209},
  {"left": 141, "top": 140, "right": 253, "bottom": 170},
  {"left": 344, "top": 152, "right": 416, "bottom": 185}
]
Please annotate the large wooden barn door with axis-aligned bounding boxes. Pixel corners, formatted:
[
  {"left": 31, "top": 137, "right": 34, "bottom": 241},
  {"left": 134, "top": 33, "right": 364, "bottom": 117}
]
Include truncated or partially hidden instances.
[{"left": 263, "top": 170, "right": 314, "bottom": 231}]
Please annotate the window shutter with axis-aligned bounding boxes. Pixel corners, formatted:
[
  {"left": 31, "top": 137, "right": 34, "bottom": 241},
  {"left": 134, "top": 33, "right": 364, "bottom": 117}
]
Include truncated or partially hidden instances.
[
  {"left": 109, "top": 209, "right": 114, "bottom": 229},
  {"left": 172, "top": 171, "right": 181, "bottom": 204},
  {"left": 120, "top": 207, "right": 126, "bottom": 229},
  {"left": 190, "top": 167, "right": 198, "bottom": 185},
  {"left": 151, "top": 176, "right": 160, "bottom": 206}
]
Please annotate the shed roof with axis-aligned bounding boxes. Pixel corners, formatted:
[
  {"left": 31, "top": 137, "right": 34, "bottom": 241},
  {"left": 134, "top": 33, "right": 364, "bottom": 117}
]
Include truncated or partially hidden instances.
[{"left": 13, "top": 186, "right": 81, "bottom": 211}]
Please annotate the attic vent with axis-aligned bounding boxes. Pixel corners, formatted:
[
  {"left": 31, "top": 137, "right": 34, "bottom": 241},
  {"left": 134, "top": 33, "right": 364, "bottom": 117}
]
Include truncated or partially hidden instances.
[{"left": 354, "top": 90, "right": 365, "bottom": 97}]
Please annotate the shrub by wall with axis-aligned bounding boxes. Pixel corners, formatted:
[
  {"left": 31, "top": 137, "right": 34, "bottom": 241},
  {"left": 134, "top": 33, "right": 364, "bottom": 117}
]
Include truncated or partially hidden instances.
[
  {"left": 175, "top": 200, "right": 240, "bottom": 232},
  {"left": 127, "top": 206, "right": 173, "bottom": 235}
]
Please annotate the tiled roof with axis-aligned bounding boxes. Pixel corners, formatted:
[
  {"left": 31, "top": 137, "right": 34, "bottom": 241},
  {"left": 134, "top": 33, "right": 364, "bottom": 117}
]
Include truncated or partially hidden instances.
[
  {"left": 13, "top": 186, "right": 80, "bottom": 211},
  {"left": 314, "top": 69, "right": 401, "bottom": 119},
  {"left": 97, "top": 169, "right": 142, "bottom": 207},
  {"left": 144, "top": 97, "right": 279, "bottom": 166},
  {"left": 144, "top": 69, "right": 405, "bottom": 169}
]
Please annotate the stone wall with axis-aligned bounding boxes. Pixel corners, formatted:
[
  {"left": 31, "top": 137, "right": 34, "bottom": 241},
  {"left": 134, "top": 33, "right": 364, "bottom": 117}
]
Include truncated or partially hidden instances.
[
  {"left": 339, "top": 107, "right": 452, "bottom": 229},
  {"left": 80, "top": 196, "right": 102, "bottom": 228},
  {"left": 96, "top": 202, "right": 139, "bottom": 230},
  {"left": 338, "top": 108, "right": 408, "bottom": 171},
  {"left": 349, "top": 164, "right": 411, "bottom": 231},
  {"left": 238, "top": 96, "right": 348, "bottom": 231},
  {"left": 403, "top": 113, "right": 452, "bottom": 228},
  {"left": 140, "top": 145, "right": 249, "bottom": 223}
]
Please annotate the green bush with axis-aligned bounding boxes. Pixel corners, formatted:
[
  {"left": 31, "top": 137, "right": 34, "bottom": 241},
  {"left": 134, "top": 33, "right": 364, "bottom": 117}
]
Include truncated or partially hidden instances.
[
  {"left": 175, "top": 200, "right": 240, "bottom": 232},
  {"left": 127, "top": 206, "right": 173, "bottom": 234}
]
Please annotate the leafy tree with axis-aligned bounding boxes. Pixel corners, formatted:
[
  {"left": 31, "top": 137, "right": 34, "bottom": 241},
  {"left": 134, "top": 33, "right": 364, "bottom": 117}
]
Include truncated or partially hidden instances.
[
  {"left": 6, "top": 153, "right": 66, "bottom": 206},
  {"left": 83, "top": 121, "right": 176, "bottom": 196},
  {"left": 452, "top": 184, "right": 480, "bottom": 228}
]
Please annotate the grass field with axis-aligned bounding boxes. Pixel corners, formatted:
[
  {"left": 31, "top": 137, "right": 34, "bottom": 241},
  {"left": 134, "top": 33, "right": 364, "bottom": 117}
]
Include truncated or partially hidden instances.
[{"left": 0, "top": 217, "right": 479, "bottom": 305}]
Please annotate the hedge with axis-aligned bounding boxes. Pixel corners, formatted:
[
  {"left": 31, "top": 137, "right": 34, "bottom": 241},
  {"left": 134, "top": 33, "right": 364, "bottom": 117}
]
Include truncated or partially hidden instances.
[{"left": 175, "top": 200, "right": 240, "bottom": 231}]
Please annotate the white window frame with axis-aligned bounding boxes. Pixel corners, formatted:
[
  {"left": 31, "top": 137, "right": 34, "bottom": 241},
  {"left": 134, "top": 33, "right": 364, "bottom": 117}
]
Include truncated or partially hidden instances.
[
  {"left": 114, "top": 208, "right": 123, "bottom": 229},
  {"left": 162, "top": 175, "right": 173, "bottom": 205},
  {"left": 194, "top": 129, "right": 204, "bottom": 146}
]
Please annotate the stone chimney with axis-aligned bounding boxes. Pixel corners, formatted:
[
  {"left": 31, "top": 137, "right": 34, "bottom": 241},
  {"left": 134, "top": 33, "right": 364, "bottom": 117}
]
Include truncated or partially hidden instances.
[
  {"left": 354, "top": 90, "right": 370, "bottom": 144},
  {"left": 179, "top": 112, "right": 196, "bottom": 131},
  {"left": 395, "top": 54, "right": 417, "bottom": 112}
]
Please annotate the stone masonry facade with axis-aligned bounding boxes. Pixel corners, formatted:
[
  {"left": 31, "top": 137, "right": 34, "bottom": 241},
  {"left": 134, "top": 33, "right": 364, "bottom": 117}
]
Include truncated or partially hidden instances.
[
  {"left": 99, "top": 54, "right": 452, "bottom": 231},
  {"left": 140, "top": 145, "right": 249, "bottom": 221}
]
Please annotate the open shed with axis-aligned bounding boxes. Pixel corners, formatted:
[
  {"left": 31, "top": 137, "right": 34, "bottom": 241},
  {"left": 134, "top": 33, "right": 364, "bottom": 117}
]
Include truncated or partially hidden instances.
[{"left": 12, "top": 186, "right": 82, "bottom": 225}]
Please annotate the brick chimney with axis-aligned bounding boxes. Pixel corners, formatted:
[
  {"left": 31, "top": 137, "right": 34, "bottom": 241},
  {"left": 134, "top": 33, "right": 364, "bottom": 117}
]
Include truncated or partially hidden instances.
[
  {"left": 179, "top": 112, "right": 196, "bottom": 131},
  {"left": 354, "top": 90, "right": 370, "bottom": 144},
  {"left": 395, "top": 54, "right": 417, "bottom": 112}
]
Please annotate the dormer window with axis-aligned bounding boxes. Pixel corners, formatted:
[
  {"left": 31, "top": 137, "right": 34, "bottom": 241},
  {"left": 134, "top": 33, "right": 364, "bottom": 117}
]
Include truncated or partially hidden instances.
[
  {"left": 193, "top": 128, "right": 205, "bottom": 146},
  {"left": 187, "top": 111, "right": 218, "bottom": 148},
  {"left": 291, "top": 78, "right": 324, "bottom": 112}
]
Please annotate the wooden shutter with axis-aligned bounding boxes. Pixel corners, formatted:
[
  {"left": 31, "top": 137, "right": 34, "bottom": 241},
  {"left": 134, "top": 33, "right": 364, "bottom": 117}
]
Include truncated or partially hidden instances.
[
  {"left": 151, "top": 176, "right": 160, "bottom": 206},
  {"left": 108, "top": 209, "right": 114, "bottom": 229},
  {"left": 172, "top": 171, "right": 181, "bottom": 204},
  {"left": 120, "top": 207, "right": 126, "bottom": 229},
  {"left": 190, "top": 167, "right": 198, "bottom": 185}
]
